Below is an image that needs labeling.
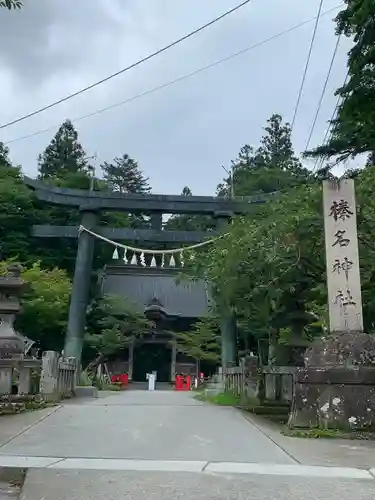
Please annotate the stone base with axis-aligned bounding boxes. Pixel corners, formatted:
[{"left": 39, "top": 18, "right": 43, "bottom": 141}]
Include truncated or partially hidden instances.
[
  {"left": 305, "top": 332, "right": 375, "bottom": 367},
  {"left": 289, "top": 332, "right": 375, "bottom": 429},
  {"left": 74, "top": 386, "right": 98, "bottom": 398},
  {"left": 288, "top": 366, "right": 375, "bottom": 429}
]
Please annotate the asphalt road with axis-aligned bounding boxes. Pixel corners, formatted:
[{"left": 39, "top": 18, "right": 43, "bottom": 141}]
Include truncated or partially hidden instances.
[{"left": 0, "top": 390, "right": 373, "bottom": 499}]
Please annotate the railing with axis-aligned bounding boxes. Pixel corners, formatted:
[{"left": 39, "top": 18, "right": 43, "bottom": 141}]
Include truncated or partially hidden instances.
[
  {"left": 220, "top": 359, "right": 296, "bottom": 404},
  {"left": 261, "top": 366, "right": 297, "bottom": 403},
  {"left": 56, "top": 356, "right": 77, "bottom": 398},
  {"left": 221, "top": 356, "right": 259, "bottom": 399},
  {"left": 224, "top": 365, "right": 245, "bottom": 396},
  {"left": 40, "top": 351, "right": 77, "bottom": 401}
]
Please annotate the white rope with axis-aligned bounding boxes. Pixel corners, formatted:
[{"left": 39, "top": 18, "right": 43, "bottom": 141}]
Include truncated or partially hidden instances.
[{"left": 79, "top": 225, "right": 220, "bottom": 255}]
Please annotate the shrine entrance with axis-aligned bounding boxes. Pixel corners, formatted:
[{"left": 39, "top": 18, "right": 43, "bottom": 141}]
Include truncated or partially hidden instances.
[
  {"left": 24, "top": 176, "right": 272, "bottom": 370},
  {"left": 132, "top": 342, "right": 171, "bottom": 383}
]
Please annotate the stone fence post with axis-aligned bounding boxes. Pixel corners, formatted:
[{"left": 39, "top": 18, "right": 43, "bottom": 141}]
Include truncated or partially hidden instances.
[
  {"left": 58, "top": 357, "right": 77, "bottom": 397},
  {"left": 0, "top": 361, "right": 13, "bottom": 395},
  {"left": 39, "top": 351, "right": 59, "bottom": 401}
]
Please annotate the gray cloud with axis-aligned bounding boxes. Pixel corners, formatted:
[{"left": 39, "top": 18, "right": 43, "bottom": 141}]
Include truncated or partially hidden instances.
[
  {"left": 0, "top": 0, "right": 126, "bottom": 84},
  {"left": 0, "top": 0, "right": 351, "bottom": 195}
]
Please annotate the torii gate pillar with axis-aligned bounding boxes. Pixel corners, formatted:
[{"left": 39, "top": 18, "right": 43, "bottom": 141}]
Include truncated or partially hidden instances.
[{"left": 64, "top": 210, "right": 97, "bottom": 360}]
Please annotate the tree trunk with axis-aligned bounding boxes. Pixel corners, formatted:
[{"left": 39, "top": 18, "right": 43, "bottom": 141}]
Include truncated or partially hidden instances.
[{"left": 86, "top": 353, "right": 106, "bottom": 374}]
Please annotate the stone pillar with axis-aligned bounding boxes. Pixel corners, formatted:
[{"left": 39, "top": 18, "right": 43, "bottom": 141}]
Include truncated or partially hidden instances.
[
  {"left": 128, "top": 340, "right": 134, "bottom": 380},
  {"left": 40, "top": 351, "right": 59, "bottom": 400},
  {"left": 64, "top": 210, "right": 97, "bottom": 361},
  {"left": 214, "top": 211, "right": 237, "bottom": 368},
  {"left": 289, "top": 179, "right": 375, "bottom": 430},
  {"left": 323, "top": 179, "right": 363, "bottom": 332},
  {"left": 18, "top": 367, "right": 31, "bottom": 394},
  {"left": 150, "top": 212, "right": 163, "bottom": 231},
  {"left": 0, "top": 366, "right": 12, "bottom": 395},
  {"left": 220, "top": 314, "right": 237, "bottom": 368},
  {"left": 170, "top": 340, "right": 176, "bottom": 382}
]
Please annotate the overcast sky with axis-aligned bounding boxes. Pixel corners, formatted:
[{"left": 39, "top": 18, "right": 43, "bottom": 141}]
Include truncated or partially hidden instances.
[{"left": 0, "top": 0, "right": 351, "bottom": 195}]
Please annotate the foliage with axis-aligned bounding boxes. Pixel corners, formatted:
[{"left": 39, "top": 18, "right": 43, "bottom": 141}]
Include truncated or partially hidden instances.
[
  {"left": 0, "top": 151, "right": 37, "bottom": 263},
  {"left": 0, "top": 261, "right": 71, "bottom": 351},
  {"left": 38, "top": 120, "right": 90, "bottom": 181},
  {"left": 33, "top": 121, "right": 94, "bottom": 273},
  {"left": 101, "top": 154, "right": 152, "bottom": 231},
  {"left": 169, "top": 114, "right": 323, "bottom": 365},
  {"left": 195, "top": 391, "right": 243, "bottom": 406},
  {"left": 186, "top": 158, "right": 375, "bottom": 362},
  {"left": 78, "top": 370, "right": 93, "bottom": 387},
  {"left": 306, "top": 1, "right": 375, "bottom": 161},
  {"left": 282, "top": 428, "right": 375, "bottom": 440},
  {"left": 101, "top": 154, "right": 151, "bottom": 194},
  {"left": 184, "top": 183, "right": 326, "bottom": 362},
  {"left": 165, "top": 186, "right": 215, "bottom": 231},
  {"left": 86, "top": 294, "right": 152, "bottom": 357},
  {"left": 0, "top": 0, "right": 22, "bottom": 9},
  {"left": 174, "top": 317, "right": 221, "bottom": 362},
  {"left": 217, "top": 114, "right": 313, "bottom": 197}
]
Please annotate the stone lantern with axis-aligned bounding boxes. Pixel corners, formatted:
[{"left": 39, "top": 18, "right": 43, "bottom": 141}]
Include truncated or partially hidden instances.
[{"left": 0, "top": 264, "right": 25, "bottom": 360}]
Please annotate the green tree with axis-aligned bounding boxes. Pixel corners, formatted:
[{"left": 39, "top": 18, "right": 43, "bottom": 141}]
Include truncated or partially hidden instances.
[
  {"left": 0, "top": 261, "right": 71, "bottom": 352},
  {"left": 217, "top": 114, "right": 312, "bottom": 197},
  {"left": 174, "top": 317, "right": 221, "bottom": 362},
  {"left": 181, "top": 186, "right": 192, "bottom": 196},
  {"left": 101, "top": 154, "right": 151, "bottom": 194},
  {"left": 257, "top": 114, "right": 302, "bottom": 172},
  {"left": 101, "top": 154, "right": 152, "bottom": 231},
  {"left": 38, "top": 120, "right": 89, "bottom": 181},
  {"left": 306, "top": 1, "right": 375, "bottom": 161},
  {"left": 165, "top": 186, "right": 214, "bottom": 231},
  {"left": 187, "top": 161, "right": 375, "bottom": 366},
  {"left": 0, "top": 146, "right": 37, "bottom": 263},
  {"left": 0, "top": 143, "right": 12, "bottom": 167},
  {"left": 185, "top": 183, "right": 325, "bottom": 365},
  {"left": 85, "top": 294, "right": 152, "bottom": 370},
  {"left": 0, "top": 0, "right": 22, "bottom": 9},
  {"left": 33, "top": 123, "right": 100, "bottom": 273}
]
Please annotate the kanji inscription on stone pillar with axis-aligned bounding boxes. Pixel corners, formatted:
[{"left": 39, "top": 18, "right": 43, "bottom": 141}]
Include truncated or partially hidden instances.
[{"left": 323, "top": 179, "right": 363, "bottom": 333}]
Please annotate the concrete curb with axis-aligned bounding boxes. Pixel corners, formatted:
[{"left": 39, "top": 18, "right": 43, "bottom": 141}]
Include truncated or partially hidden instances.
[{"left": 0, "top": 456, "right": 373, "bottom": 480}]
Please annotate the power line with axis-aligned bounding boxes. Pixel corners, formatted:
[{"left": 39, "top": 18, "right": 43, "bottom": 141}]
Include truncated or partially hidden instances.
[
  {"left": 304, "top": 34, "right": 341, "bottom": 152},
  {"left": 312, "top": 69, "right": 349, "bottom": 172},
  {"left": 291, "top": 0, "right": 324, "bottom": 129},
  {"left": 0, "top": 0, "right": 253, "bottom": 130},
  {"left": 5, "top": 4, "right": 342, "bottom": 146}
]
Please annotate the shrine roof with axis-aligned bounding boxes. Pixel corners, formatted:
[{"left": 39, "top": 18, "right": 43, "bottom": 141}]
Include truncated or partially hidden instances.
[{"left": 101, "top": 265, "right": 212, "bottom": 318}]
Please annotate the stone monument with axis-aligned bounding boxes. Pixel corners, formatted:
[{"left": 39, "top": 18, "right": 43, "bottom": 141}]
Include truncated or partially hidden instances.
[{"left": 289, "top": 179, "right": 375, "bottom": 430}]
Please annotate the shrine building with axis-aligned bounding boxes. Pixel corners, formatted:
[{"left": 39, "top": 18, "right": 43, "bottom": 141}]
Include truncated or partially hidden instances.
[{"left": 101, "top": 262, "right": 212, "bottom": 382}]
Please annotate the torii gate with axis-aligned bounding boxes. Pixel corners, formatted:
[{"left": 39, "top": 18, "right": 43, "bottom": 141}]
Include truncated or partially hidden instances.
[{"left": 24, "top": 177, "right": 276, "bottom": 365}]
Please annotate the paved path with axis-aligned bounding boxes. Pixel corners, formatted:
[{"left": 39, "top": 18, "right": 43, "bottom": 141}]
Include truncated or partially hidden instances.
[{"left": 0, "top": 390, "right": 373, "bottom": 499}]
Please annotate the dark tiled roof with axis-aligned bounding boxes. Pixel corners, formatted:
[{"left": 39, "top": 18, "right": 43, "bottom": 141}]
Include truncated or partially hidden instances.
[{"left": 101, "top": 265, "right": 211, "bottom": 318}]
